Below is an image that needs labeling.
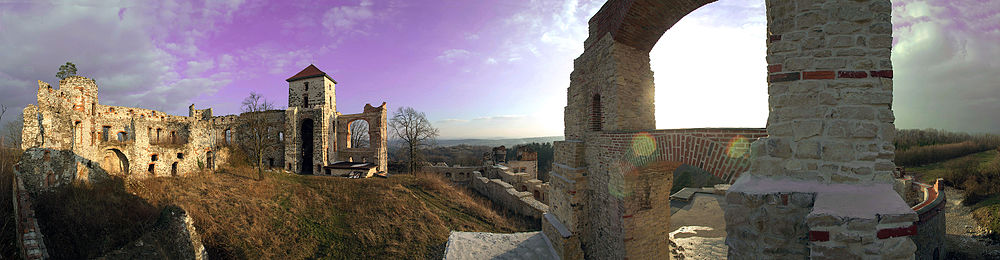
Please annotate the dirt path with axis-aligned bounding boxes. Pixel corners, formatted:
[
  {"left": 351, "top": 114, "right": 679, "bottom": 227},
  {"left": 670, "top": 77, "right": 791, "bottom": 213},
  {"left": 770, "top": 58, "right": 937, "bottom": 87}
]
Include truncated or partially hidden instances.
[{"left": 942, "top": 187, "right": 1000, "bottom": 259}]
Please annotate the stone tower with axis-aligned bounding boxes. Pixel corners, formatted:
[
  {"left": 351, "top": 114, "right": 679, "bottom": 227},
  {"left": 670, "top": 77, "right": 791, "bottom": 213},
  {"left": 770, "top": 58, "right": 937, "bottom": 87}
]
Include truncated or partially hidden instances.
[{"left": 285, "top": 64, "right": 338, "bottom": 175}]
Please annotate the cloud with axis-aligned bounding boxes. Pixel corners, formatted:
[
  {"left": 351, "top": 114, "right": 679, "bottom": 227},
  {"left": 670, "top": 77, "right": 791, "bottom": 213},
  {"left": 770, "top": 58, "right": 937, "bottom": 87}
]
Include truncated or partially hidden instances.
[
  {"left": 891, "top": 0, "right": 1000, "bottom": 134},
  {"left": 0, "top": 0, "right": 244, "bottom": 126},
  {"left": 485, "top": 57, "right": 498, "bottom": 65},
  {"left": 322, "top": 0, "right": 376, "bottom": 35},
  {"left": 436, "top": 49, "right": 472, "bottom": 63}
]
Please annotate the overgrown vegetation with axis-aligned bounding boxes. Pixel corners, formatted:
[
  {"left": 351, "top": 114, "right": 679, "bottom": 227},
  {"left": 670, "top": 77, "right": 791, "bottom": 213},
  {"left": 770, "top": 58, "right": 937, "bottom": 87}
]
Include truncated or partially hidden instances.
[
  {"left": 895, "top": 128, "right": 1000, "bottom": 167},
  {"left": 133, "top": 168, "right": 534, "bottom": 259}
]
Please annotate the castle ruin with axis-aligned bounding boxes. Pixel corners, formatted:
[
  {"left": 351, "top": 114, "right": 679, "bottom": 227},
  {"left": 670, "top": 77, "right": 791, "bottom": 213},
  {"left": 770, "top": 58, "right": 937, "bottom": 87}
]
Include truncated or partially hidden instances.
[{"left": 19, "top": 64, "right": 388, "bottom": 180}]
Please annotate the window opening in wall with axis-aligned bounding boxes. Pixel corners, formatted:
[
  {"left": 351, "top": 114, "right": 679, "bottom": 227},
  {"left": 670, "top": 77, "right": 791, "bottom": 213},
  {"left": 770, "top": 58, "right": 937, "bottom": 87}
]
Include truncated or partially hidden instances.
[
  {"left": 117, "top": 131, "right": 127, "bottom": 142},
  {"left": 147, "top": 127, "right": 152, "bottom": 140},
  {"left": 268, "top": 158, "right": 274, "bottom": 167},
  {"left": 170, "top": 131, "right": 176, "bottom": 144},
  {"left": 303, "top": 95, "right": 309, "bottom": 107},
  {"left": 279, "top": 132, "right": 284, "bottom": 142},
  {"left": 151, "top": 154, "right": 158, "bottom": 161},
  {"left": 325, "top": 168, "right": 331, "bottom": 175},
  {"left": 101, "top": 126, "right": 111, "bottom": 141},
  {"left": 590, "top": 94, "right": 602, "bottom": 131},
  {"left": 177, "top": 153, "right": 184, "bottom": 159},
  {"left": 148, "top": 164, "right": 155, "bottom": 174},
  {"left": 304, "top": 81, "right": 309, "bottom": 91},
  {"left": 225, "top": 129, "right": 232, "bottom": 145},
  {"left": 445, "top": 172, "right": 451, "bottom": 178},
  {"left": 348, "top": 120, "right": 371, "bottom": 148},
  {"left": 156, "top": 128, "right": 162, "bottom": 142},
  {"left": 171, "top": 162, "right": 178, "bottom": 177}
]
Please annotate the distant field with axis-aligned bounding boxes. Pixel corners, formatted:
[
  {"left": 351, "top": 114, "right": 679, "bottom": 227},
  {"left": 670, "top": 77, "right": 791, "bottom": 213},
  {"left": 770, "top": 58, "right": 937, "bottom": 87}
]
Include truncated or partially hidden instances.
[{"left": 907, "top": 149, "right": 998, "bottom": 183}]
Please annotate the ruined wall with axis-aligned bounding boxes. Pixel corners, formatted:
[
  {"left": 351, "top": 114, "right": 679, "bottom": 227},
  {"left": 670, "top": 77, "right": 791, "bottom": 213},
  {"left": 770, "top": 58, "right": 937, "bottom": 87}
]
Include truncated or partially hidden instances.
[
  {"left": 469, "top": 171, "right": 547, "bottom": 220},
  {"left": 424, "top": 164, "right": 479, "bottom": 183},
  {"left": 19, "top": 76, "right": 277, "bottom": 178},
  {"left": 335, "top": 102, "right": 388, "bottom": 173}
]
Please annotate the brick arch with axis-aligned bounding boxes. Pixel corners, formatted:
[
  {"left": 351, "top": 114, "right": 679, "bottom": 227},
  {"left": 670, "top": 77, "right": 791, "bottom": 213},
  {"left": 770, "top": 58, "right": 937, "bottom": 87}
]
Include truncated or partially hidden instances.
[
  {"left": 586, "top": 0, "right": 716, "bottom": 52},
  {"left": 599, "top": 128, "right": 767, "bottom": 184}
]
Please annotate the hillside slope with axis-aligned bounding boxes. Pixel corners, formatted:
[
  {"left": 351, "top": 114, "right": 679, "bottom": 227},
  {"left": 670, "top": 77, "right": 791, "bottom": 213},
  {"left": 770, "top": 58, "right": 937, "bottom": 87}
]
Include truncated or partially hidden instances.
[{"left": 134, "top": 169, "right": 535, "bottom": 259}]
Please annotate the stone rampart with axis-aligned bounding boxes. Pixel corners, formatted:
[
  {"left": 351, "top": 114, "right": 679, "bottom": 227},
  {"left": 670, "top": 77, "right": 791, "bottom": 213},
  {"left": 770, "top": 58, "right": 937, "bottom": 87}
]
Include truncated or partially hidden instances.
[
  {"left": 469, "top": 171, "right": 547, "bottom": 220},
  {"left": 910, "top": 178, "right": 946, "bottom": 260},
  {"left": 13, "top": 171, "right": 49, "bottom": 260}
]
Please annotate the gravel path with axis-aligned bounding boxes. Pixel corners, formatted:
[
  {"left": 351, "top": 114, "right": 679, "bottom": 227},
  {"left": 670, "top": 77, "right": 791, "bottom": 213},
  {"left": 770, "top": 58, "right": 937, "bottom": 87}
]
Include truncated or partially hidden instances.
[{"left": 942, "top": 187, "right": 1000, "bottom": 259}]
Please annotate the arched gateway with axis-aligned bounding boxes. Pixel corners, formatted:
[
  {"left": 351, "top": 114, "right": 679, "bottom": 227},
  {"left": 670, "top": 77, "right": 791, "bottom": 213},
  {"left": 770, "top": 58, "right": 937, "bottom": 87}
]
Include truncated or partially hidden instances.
[{"left": 543, "top": 0, "right": 914, "bottom": 259}]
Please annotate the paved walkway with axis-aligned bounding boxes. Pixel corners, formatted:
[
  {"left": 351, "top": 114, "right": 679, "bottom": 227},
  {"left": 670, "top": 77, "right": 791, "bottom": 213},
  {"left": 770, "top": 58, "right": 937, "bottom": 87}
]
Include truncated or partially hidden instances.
[
  {"left": 443, "top": 231, "right": 557, "bottom": 260},
  {"left": 670, "top": 192, "right": 728, "bottom": 259}
]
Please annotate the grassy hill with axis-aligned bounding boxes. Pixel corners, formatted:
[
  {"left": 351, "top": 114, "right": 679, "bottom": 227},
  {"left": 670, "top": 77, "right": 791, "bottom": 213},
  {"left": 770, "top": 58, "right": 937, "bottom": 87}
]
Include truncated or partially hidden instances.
[
  {"left": 133, "top": 169, "right": 536, "bottom": 259},
  {"left": 1, "top": 161, "right": 535, "bottom": 259}
]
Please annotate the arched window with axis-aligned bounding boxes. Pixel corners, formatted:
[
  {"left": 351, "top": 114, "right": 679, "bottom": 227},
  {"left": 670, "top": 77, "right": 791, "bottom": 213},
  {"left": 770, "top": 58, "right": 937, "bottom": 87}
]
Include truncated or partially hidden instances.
[
  {"left": 117, "top": 131, "right": 127, "bottom": 142},
  {"left": 225, "top": 129, "right": 232, "bottom": 145},
  {"left": 590, "top": 94, "right": 602, "bottom": 131},
  {"left": 279, "top": 132, "right": 284, "bottom": 142}
]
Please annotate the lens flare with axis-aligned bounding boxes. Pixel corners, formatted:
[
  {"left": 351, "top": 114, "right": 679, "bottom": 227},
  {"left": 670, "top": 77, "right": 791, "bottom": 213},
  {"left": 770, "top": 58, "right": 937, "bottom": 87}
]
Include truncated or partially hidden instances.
[
  {"left": 631, "top": 132, "right": 656, "bottom": 158},
  {"left": 726, "top": 135, "right": 750, "bottom": 158}
]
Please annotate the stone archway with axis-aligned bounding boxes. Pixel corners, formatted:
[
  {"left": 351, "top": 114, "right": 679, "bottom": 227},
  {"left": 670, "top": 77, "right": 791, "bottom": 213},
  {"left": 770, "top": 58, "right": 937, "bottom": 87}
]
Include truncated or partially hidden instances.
[
  {"left": 101, "top": 148, "right": 129, "bottom": 176},
  {"left": 545, "top": 0, "right": 906, "bottom": 259},
  {"left": 300, "top": 118, "right": 315, "bottom": 174}
]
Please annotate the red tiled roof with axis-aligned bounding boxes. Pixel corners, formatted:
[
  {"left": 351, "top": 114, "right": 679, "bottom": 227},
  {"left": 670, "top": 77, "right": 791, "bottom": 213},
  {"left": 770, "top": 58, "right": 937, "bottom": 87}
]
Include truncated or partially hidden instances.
[{"left": 285, "top": 64, "right": 337, "bottom": 83}]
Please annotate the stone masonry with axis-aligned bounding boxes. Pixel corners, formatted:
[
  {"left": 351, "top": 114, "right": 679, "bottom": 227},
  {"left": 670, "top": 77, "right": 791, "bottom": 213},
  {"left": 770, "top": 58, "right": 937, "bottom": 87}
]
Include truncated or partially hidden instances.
[
  {"left": 542, "top": 0, "right": 915, "bottom": 259},
  {"left": 20, "top": 64, "right": 388, "bottom": 179}
]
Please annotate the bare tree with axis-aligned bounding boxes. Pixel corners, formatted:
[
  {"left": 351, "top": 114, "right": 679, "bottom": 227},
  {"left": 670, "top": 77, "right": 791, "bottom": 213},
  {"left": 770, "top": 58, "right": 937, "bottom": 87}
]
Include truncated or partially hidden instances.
[
  {"left": 4, "top": 119, "right": 23, "bottom": 150},
  {"left": 349, "top": 120, "right": 370, "bottom": 148},
  {"left": 388, "top": 107, "right": 438, "bottom": 173},
  {"left": 237, "top": 92, "right": 278, "bottom": 180}
]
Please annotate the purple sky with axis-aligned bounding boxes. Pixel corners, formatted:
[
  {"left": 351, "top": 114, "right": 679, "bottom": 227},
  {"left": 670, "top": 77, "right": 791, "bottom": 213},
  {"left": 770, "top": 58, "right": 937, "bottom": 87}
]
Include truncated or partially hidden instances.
[{"left": 1, "top": 0, "right": 998, "bottom": 139}]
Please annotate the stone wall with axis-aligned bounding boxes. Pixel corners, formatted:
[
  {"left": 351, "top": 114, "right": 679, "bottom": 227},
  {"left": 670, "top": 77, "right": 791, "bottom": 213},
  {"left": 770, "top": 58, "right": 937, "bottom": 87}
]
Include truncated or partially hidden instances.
[
  {"left": 910, "top": 179, "right": 946, "bottom": 260},
  {"left": 12, "top": 170, "right": 49, "bottom": 260},
  {"left": 469, "top": 171, "right": 547, "bottom": 220}
]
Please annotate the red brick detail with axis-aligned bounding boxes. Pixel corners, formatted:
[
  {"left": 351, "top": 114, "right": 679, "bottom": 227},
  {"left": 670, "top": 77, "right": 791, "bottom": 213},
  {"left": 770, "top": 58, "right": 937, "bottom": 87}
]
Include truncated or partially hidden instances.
[
  {"left": 623, "top": 214, "right": 634, "bottom": 219},
  {"left": 870, "top": 70, "right": 893, "bottom": 78},
  {"left": 768, "top": 34, "right": 781, "bottom": 43},
  {"left": 768, "top": 72, "right": 800, "bottom": 83},
  {"left": 838, "top": 71, "right": 869, "bottom": 78},
  {"left": 767, "top": 64, "right": 782, "bottom": 73},
  {"left": 809, "top": 231, "right": 830, "bottom": 242},
  {"left": 877, "top": 225, "right": 917, "bottom": 239},
  {"left": 802, "top": 71, "right": 836, "bottom": 80}
]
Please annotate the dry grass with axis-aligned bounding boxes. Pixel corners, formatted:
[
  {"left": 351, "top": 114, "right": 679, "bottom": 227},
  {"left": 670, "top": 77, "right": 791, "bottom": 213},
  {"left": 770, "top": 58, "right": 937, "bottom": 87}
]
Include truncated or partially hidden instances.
[{"left": 134, "top": 168, "right": 535, "bottom": 259}]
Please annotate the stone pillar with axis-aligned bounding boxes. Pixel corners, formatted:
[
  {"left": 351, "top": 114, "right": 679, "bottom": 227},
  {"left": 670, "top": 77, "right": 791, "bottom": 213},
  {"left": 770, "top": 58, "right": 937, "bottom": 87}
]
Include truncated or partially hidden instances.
[{"left": 725, "top": 0, "right": 916, "bottom": 259}]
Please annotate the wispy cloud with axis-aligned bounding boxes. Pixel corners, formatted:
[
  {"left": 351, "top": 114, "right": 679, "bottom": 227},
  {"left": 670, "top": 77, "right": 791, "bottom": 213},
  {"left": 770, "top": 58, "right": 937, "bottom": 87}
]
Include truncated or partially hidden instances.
[
  {"left": 436, "top": 49, "right": 472, "bottom": 63},
  {"left": 322, "top": 0, "right": 375, "bottom": 35}
]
